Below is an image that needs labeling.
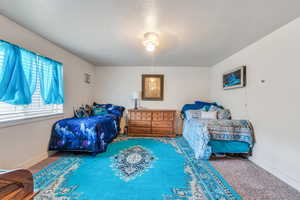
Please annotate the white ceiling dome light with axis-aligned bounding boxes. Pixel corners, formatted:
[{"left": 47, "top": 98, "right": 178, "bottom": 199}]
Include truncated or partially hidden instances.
[{"left": 143, "top": 32, "right": 159, "bottom": 52}]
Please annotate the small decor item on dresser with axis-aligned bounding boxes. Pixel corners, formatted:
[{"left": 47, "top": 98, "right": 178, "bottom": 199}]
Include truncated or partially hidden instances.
[
  {"left": 131, "top": 91, "right": 139, "bottom": 110},
  {"left": 223, "top": 66, "right": 246, "bottom": 90},
  {"left": 142, "top": 74, "right": 164, "bottom": 101}
]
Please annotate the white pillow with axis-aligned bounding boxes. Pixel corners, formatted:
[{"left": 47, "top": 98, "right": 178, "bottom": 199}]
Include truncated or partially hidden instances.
[
  {"left": 185, "top": 110, "right": 203, "bottom": 120},
  {"left": 201, "top": 111, "right": 217, "bottom": 119}
]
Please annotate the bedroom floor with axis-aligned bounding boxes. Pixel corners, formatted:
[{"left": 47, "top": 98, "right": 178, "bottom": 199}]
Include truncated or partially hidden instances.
[
  {"left": 210, "top": 157, "right": 300, "bottom": 200},
  {"left": 29, "top": 148, "right": 300, "bottom": 200}
]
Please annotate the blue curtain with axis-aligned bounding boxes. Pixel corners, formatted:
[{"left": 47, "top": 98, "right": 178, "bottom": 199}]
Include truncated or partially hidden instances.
[
  {"left": 20, "top": 48, "right": 38, "bottom": 99},
  {"left": 0, "top": 41, "right": 33, "bottom": 105},
  {"left": 38, "top": 56, "right": 64, "bottom": 104},
  {"left": 0, "top": 40, "right": 64, "bottom": 105}
]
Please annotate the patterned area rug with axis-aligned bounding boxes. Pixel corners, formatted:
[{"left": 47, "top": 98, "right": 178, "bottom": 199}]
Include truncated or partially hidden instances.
[{"left": 34, "top": 137, "right": 242, "bottom": 200}]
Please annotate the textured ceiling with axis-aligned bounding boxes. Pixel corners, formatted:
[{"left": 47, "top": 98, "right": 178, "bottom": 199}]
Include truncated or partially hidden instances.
[{"left": 1, "top": 0, "right": 300, "bottom": 66}]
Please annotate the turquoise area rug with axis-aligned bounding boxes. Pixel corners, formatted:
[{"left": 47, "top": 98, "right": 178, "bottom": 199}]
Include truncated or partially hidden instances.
[{"left": 34, "top": 137, "right": 242, "bottom": 200}]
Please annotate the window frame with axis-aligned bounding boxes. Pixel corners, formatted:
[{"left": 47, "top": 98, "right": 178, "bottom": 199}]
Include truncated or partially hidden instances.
[
  {"left": 0, "top": 112, "right": 65, "bottom": 128},
  {"left": 0, "top": 41, "right": 64, "bottom": 127},
  {"left": 0, "top": 81, "right": 65, "bottom": 126}
]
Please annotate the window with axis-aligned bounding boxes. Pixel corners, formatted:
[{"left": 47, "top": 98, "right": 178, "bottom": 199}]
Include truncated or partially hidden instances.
[
  {"left": 0, "top": 41, "right": 64, "bottom": 123},
  {"left": 0, "top": 79, "right": 63, "bottom": 123}
]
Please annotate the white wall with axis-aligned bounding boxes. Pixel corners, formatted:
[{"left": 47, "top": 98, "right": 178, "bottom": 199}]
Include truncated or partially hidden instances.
[
  {"left": 2, "top": 12, "right": 299, "bottom": 192},
  {"left": 0, "top": 15, "right": 96, "bottom": 169},
  {"left": 94, "top": 66, "right": 210, "bottom": 110},
  {"left": 210, "top": 17, "right": 300, "bottom": 191}
]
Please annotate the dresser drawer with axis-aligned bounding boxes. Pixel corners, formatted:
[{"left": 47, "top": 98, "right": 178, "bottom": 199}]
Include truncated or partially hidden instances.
[
  {"left": 128, "top": 127, "right": 151, "bottom": 135},
  {"left": 152, "top": 112, "right": 164, "bottom": 121},
  {"left": 152, "top": 127, "right": 173, "bottom": 135},
  {"left": 129, "top": 111, "right": 152, "bottom": 121},
  {"left": 128, "top": 109, "right": 176, "bottom": 137},
  {"left": 128, "top": 120, "right": 151, "bottom": 127},
  {"left": 163, "top": 112, "right": 174, "bottom": 121},
  {"left": 152, "top": 121, "right": 173, "bottom": 128}
]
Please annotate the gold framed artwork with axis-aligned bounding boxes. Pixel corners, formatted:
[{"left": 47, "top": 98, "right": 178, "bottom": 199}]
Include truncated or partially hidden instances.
[{"left": 142, "top": 74, "right": 164, "bottom": 101}]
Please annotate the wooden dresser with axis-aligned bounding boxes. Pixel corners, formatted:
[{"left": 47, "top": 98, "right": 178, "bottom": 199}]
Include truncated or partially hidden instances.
[{"left": 128, "top": 109, "right": 176, "bottom": 137}]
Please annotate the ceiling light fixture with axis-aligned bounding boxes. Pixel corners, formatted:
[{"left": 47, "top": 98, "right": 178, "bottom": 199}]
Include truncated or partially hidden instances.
[{"left": 143, "top": 32, "right": 159, "bottom": 52}]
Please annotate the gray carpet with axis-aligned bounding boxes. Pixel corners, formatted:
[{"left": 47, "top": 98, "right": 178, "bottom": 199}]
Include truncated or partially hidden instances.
[{"left": 210, "top": 157, "right": 300, "bottom": 200}]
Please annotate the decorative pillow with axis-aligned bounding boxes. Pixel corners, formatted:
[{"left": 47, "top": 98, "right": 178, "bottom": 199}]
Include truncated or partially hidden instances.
[
  {"left": 217, "top": 109, "right": 231, "bottom": 120},
  {"left": 209, "top": 105, "right": 219, "bottom": 112},
  {"left": 201, "top": 111, "right": 217, "bottom": 119},
  {"left": 185, "top": 110, "right": 203, "bottom": 120},
  {"left": 74, "top": 105, "right": 90, "bottom": 118},
  {"left": 185, "top": 110, "right": 217, "bottom": 120},
  {"left": 93, "top": 107, "right": 108, "bottom": 116},
  {"left": 202, "top": 105, "right": 211, "bottom": 111},
  {"left": 181, "top": 104, "right": 211, "bottom": 118},
  {"left": 107, "top": 105, "right": 125, "bottom": 118},
  {"left": 209, "top": 105, "right": 231, "bottom": 120}
]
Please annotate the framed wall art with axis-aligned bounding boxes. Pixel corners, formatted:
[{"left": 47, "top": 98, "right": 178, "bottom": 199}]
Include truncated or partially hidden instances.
[
  {"left": 142, "top": 74, "right": 164, "bottom": 101},
  {"left": 223, "top": 66, "right": 246, "bottom": 90}
]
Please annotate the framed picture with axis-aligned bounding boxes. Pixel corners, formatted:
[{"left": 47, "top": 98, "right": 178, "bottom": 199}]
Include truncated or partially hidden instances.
[
  {"left": 142, "top": 74, "right": 164, "bottom": 101},
  {"left": 223, "top": 66, "right": 246, "bottom": 90}
]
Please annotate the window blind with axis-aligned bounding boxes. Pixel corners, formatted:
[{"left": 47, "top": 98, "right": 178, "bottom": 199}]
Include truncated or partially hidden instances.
[
  {"left": 0, "top": 45, "right": 63, "bottom": 123},
  {"left": 0, "top": 79, "right": 63, "bottom": 123}
]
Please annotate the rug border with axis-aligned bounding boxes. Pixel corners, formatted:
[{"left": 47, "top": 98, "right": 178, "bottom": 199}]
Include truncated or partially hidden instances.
[
  {"left": 34, "top": 138, "right": 242, "bottom": 200},
  {"left": 33, "top": 157, "right": 68, "bottom": 177},
  {"left": 205, "top": 161, "right": 242, "bottom": 200}
]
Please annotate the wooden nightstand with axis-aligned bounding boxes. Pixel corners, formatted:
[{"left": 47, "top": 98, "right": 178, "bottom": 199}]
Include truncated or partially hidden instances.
[
  {"left": 119, "top": 116, "right": 126, "bottom": 134},
  {"left": 127, "top": 109, "right": 176, "bottom": 137}
]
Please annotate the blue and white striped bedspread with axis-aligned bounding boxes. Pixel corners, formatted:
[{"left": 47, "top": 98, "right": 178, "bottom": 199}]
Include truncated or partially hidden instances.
[{"left": 183, "top": 119, "right": 254, "bottom": 159}]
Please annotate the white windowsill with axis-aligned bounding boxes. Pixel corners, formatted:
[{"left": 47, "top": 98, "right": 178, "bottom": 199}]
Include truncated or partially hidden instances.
[{"left": 0, "top": 113, "right": 66, "bottom": 129}]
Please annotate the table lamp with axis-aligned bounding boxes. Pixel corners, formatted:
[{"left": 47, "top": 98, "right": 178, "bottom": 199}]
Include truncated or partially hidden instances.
[{"left": 132, "top": 92, "right": 139, "bottom": 110}]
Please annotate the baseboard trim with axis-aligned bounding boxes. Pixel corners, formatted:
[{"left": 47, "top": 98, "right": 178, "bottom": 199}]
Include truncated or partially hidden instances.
[
  {"left": 250, "top": 157, "right": 300, "bottom": 192},
  {"left": 17, "top": 151, "right": 57, "bottom": 169}
]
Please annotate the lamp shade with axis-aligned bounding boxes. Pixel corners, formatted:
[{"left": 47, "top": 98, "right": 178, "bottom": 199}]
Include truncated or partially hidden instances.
[{"left": 132, "top": 92, "right": 139, "bottom": 99}]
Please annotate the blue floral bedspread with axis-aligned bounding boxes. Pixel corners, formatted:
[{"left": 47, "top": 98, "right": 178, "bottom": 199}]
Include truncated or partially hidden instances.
[
  {"left": 49, "top": 114, "right": 120, "bottom": 154},
  {"left": 183, "top": 119, "right": 254, "bottom": 159}
]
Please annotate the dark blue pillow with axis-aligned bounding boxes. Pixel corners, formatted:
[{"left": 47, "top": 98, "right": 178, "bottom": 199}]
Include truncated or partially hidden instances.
[
  {"left": 108, "top": 106, "right": 125, "bottom": 118},
  {"left": 93, "top": 102, "right": 113, "bottom": 109},
  {"left": 194, "top": 101, "right": 223, "bottom": 109}
]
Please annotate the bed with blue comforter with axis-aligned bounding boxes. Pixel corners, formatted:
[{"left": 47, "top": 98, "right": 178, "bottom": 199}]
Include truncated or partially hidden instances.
[
  {"left": 48, "top": 104, "right": 124, "bottom": 154},
  {"left": 182, "top": 102, "right": 254, "bottom": 159}
]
